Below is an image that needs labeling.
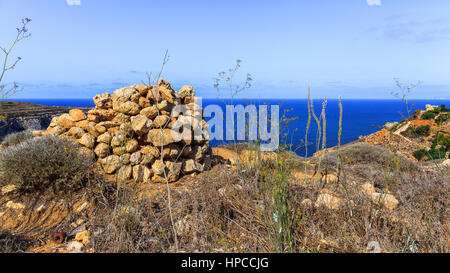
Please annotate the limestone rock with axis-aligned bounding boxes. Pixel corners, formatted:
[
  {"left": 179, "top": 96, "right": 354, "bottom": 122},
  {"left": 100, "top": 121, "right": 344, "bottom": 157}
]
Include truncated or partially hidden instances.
[
  {"left": 93, "top": 92, "right": 112, "bottom": 109},
  {"left": 141, "top": 145, "right": 160, "bottom": 157},
  {"left": 140, "top": 106, "right": 158, "bottom": 119},
  {"left": 301, "top": 199, "right": 313, "bottom": 206},
  {"left": 118, "top": 165, "right": 132, "bottom": 180},
  {"left": 152, "top": 160, "right": 165, "bottom": 176},
  {"left": 165, "top": 161, "right": 182, "bottom": 182},
  {"left": 78, "top": 133, "right": 95, "bottom": 148},
  {"left": 75, "top": 120, "right": 90, "bottom": 131},
  {"left": 146, "top": 86, "right": 161, "bottom": 102},
  {"left": 51, "top": 126, "right": 67, "bottom": 135},
  {"left": 1, "top": 184, "right": 17, "bottom": 195},
  {"left": 157, "top": 100, "right": 170, "bottom": 111},
  {"left": 130, "top": 151, "right": 142, "bottom": 165},
  {"left": 192, "top": 144, "right": 209, "bottom": 162},
  {"left": 95, "top": 124, "right": 107, "bottom": 134},
  {"left": 86, "top": 123, "right": 100, "bottom": 138},
  {"left": 112, "top": 87, "right": 137, "bottom": 105},
  {"left": 158, "top": 78, "right": 177, "bottom": 104},
  {"left": 321, "top": 174, "right": 338, "bottom": 184},
  {"left": 361, "top": 182, "right": 376, "bottom": 196},
  {"left": 69, "top": 109, "right": 86, "bottom": 122},
  {"left": 111, "top": 133, "right": 126, "bottom": 147},
  {"left": 68, "top": 127, "right": 85, "bottom": 138},
  {"left": 94, "top": 143, "right": 110, "bottom": 158},
  {"left": 113, "top": 146, "right": 127, "bottom": 156},
  {"left": 87, "top": 114, "right": 100, "bottom": 122},
  {"left": 146, "top": 129, "right": 181, "bottom": 146},
  {"left": 131, "top": 115, "right": 152, "bottom": 135},
  {"left": 315, "top": 190, "right": 343, "bottom": 210},
  {"left": 143, "top": 165, "right": 153, "bottom": 181},
  {"left": 112, "top": 113, "right": 131, "bottom": 123},
  {"left": 126, "top": 139, "right": 139, "bottom": 153},
  {"left": 75, "top": 230, "right": 90, "bottom": 245},
  {"left": 178, "top": 85, "right": 195, "bottom": 99},
  {"left": 117, "top": 101, "right": 140, "bottom": 115},
  {"left": 89, "top": 109, "right": 117, "bottom": 121},
  {"left": 101, "top": 155, "right": 121, "bottom": 174},
  {"left": 139, "top": 96, "right": 150, "bottom": 108},
  {"left": 140, "top": 153, "right": 153, "bottom": 165},
  {"left": 183, "top": 159, "right": 204, "bottom": 174},
  {"left": 97, "top": 132, "right": 112, "bottom": 144},
  {"left": 6, "top": 201, "right": 25, "bottom": 210},
  {"left": 153, "top": 115, "right": 170, "bottom": 128},
  {"left": 119, "top": 122, "right": 133, "bottom": 136},
  {"left": 67, "top": 241, "right": 84, "bottom": 253},
  {"left": 120, "top": 153, "right": 131, "bottom": 165},
  {"left": 57, "top": 114, "right": 76, "bottom": 128},
  {"left": 49, "top": 116, "right": 59, "bottom": 127},
  {"left": 132, "top": 164, "right": 151, "bottom": 182},
  {"left": 371, "top": 193, "right": 399, "bottom": 210},
  {"left": 163, "top": 144, "right": 180, "bottom": 159},
  {"left": 136, "top": 85, "right": 149, "bottom": 96}
]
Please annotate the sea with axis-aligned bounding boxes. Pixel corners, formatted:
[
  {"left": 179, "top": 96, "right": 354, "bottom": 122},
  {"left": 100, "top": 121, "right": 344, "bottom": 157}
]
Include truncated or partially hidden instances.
[{"left": 7, "top": 98, "right": 450, "bottom": 157}]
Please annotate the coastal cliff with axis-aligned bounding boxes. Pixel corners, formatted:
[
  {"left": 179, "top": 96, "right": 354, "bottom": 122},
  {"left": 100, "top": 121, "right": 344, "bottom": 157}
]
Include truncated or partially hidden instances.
[{"left": 0, "top": 101, "right": 91, "bottom": 140}]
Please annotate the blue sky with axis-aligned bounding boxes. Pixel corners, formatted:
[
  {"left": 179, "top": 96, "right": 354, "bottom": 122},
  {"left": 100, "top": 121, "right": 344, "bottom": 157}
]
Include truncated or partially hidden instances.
[{"left": 0, "top": 0, "right": 449, "bottom": 99}]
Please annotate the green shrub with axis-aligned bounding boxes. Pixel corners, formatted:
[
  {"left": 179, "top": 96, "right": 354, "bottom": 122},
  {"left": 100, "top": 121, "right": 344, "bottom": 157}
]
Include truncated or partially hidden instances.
[
  {"left": 427, "top": 148, "right": 447, "bottom": 160},
  {"left": 401, "top": 125, "right": 430, "bottom": 138},
  {"left": 435, "top": 113, "right": 448, "bottom": 125},
  {"left": 415, "top": 125, "right": 430, "bottom": 136},
  {"left": 431, "top": 133, "right": 450, "bottom": 152},
  {"left": 431, "top": 108, "right": 441, "bottom": 114},
  {"left": 412, "top": 149, "right": 427, "bottom": 161},
  {"left": 421, "top": 111, "right": 436, "bottom": 120},
  {"left": 1, "top": 130, "right": 34, "bottom": 148},
  {"left": 0, "top": 135, "right": 94, "bottom": 195}
]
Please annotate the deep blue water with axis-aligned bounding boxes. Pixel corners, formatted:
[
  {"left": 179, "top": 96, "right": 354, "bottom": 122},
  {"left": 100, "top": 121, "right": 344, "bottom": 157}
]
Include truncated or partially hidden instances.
[{"left": 7, "top": 98, "right": 450, "bottom": 156}]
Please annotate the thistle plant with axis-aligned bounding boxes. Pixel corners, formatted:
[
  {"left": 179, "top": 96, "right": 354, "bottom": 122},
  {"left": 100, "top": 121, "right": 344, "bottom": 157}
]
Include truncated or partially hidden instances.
[
  {"left": 391, "top": 78, "right": 421, "bottom": 119},
  {"left": 214, "top": 59, "right": 252, "bottom": 180},
  {"left": 0, "top": 18, "right": 32, "bottom": 101}
]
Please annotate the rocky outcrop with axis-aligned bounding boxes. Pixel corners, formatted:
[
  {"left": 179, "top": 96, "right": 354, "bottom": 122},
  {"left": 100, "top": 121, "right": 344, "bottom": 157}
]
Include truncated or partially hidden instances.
[{"left": 44, "top": 79, "right": 210, "bottom": 183}]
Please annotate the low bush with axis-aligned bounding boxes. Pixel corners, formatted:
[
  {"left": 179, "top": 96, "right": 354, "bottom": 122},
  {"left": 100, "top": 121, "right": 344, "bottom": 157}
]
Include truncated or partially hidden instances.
[
  {"left": 401, "top": 125, "right": 430, "bottom": 138},
  {"left": 336, "top": 143, "right": 417, "bottom": 171},
  {"left": 412, "top": 149, "right": 427, "bottom": 161},
  {"left": 431, "top": 133, "right": 450, "bottom": 152},
  {"left": 1, "top": 130, "right": 34, "bottom": 148},
  {"left": 415, "top": 125, "right": 431, "bottom": 136},
  {"left": 427, "top": 148, "right": 447, "bottom": 160},
  {"left": 0, "top": 135, "right": 94, "bottom": 195},
  {"left": 435, "top": 113, "right": 448, "bottom": 125},
  {"left": 439, "top": 104, "right": 449, "bottom": 112},
  {"left": 421, "top": 111, "right": 436, "bottom": 120},
  {"left": 431, "top": 107, "right": 441, "bottom": 114}
]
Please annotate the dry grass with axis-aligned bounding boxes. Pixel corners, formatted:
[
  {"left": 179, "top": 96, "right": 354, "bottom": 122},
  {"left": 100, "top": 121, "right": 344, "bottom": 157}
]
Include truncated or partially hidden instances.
[
  {"left": 87, "top": 142, "right": 448, "bottom": 253},
  {"left": 0, "top": 229, "right": 31, "bottom": 253}
]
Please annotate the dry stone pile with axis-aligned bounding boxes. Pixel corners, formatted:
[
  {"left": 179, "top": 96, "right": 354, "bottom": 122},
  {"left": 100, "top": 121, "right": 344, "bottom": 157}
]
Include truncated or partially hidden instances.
[{"left": 44, "top": 79, "right": 210, "bottom": 183}]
